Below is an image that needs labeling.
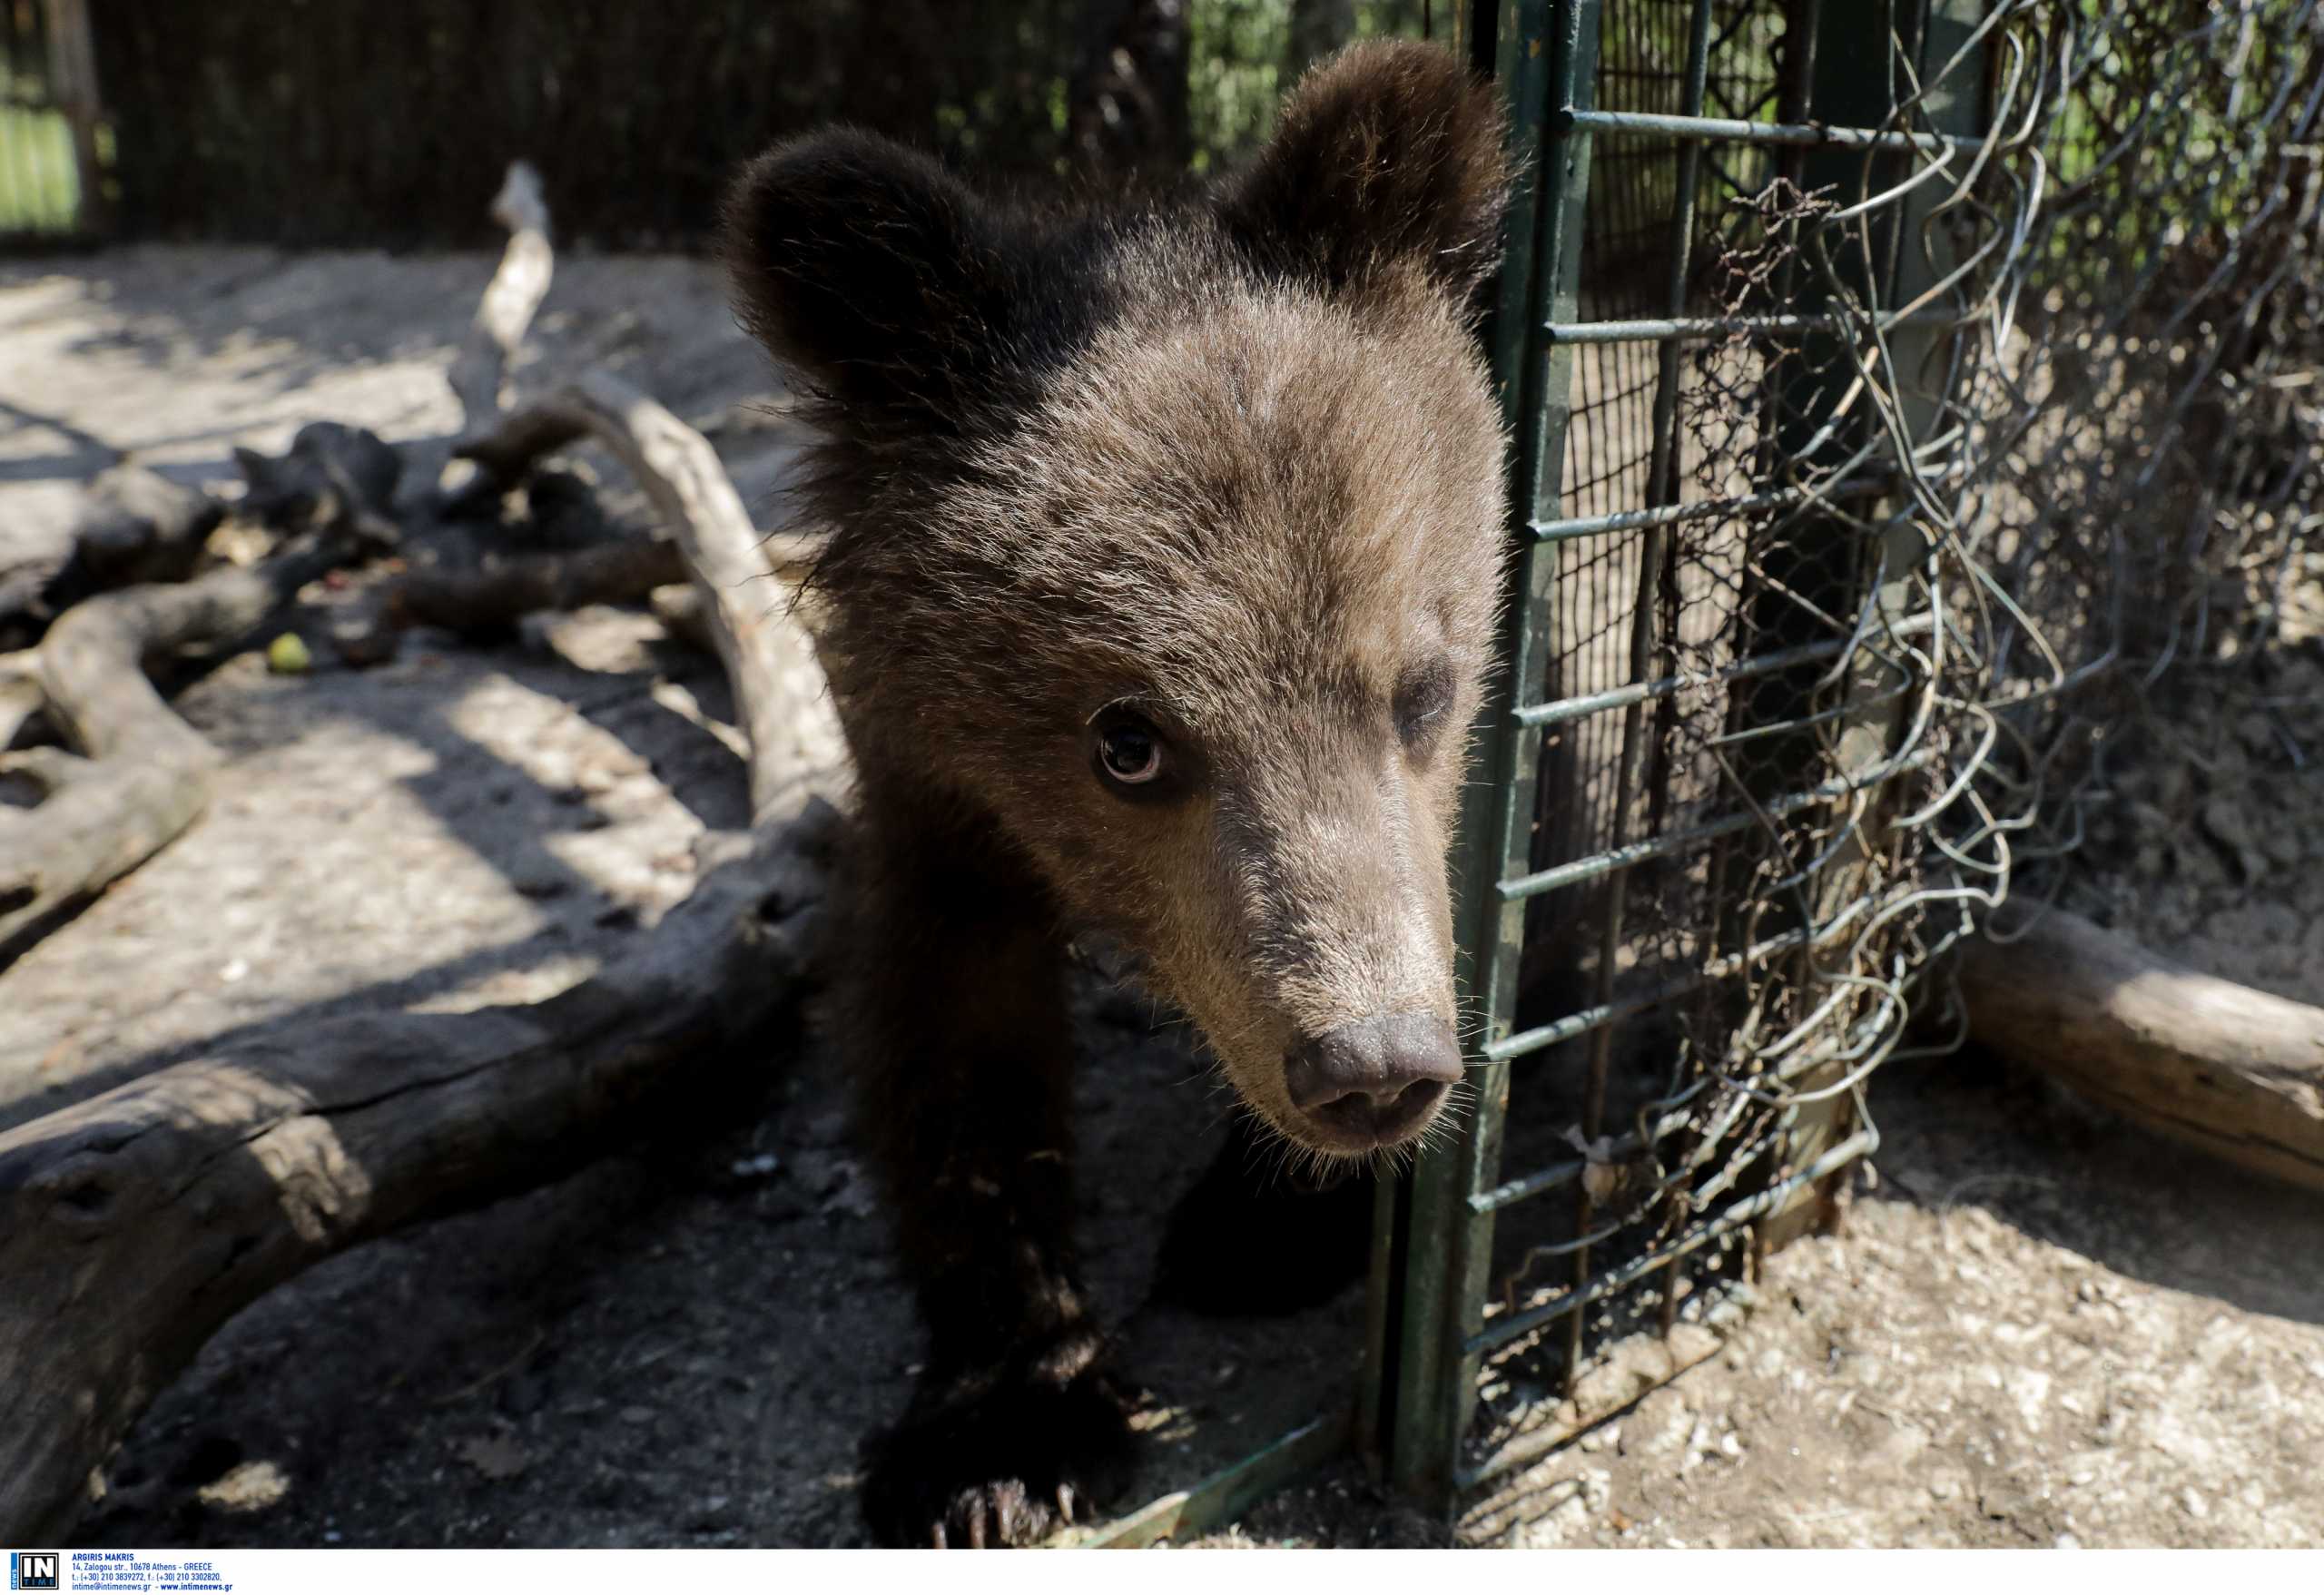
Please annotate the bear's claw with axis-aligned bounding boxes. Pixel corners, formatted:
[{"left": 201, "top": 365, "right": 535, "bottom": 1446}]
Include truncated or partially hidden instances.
[{"left": 862, "top": 1366, "right": 1137, "bottom": 1548}]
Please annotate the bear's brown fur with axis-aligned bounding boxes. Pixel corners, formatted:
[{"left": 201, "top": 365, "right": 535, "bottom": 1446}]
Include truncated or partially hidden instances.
[{"left": 724, "top": 40, "right": 1512, "bottom": 1546}]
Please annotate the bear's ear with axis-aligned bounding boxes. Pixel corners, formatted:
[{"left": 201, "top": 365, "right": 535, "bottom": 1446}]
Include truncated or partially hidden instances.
[
  {"left": 1215, "top": 40, "right": 1511, "bottom": 306},
  {"left": 721, "top": 131, "right": 1015, "bottom": 430}
]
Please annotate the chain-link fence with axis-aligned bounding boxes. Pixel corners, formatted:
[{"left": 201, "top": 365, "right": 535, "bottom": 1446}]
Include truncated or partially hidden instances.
[{"left": 1358, "top": 0, "right": 2323, "bottom": 1511}]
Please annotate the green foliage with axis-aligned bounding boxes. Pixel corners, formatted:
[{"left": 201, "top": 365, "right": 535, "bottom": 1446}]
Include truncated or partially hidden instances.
[
  {"left": 1188, "top": 0, "right": 1433, "bottom": 172},
  {"left": 0, "top": 107, "right": 81, "bottom": 234},
  {"left": 2034, "top": 2, "right": 2319, "bottom": 291}
]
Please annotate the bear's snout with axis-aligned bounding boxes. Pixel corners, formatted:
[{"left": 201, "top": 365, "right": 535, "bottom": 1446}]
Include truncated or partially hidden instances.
[{"left": 1284, "top": 1010, "right": 1463, "bottom": 1151}]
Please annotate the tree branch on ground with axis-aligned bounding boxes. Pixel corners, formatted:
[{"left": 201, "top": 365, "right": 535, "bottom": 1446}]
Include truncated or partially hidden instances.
[
  {"left": 448, "top": 161, "right": 554, "bottom": 448},
  {"left": 1958, "top": 907, "right": 2324, "bottom": 1194},
  {"left": 0, "top": 466, "right": 221, "bottom": 653},
  {"left": 0, "top": 367, "right": 844, "bottom": 1545},
  {"left": 0, "top": 517, "right": 387, "bottom": 970}
]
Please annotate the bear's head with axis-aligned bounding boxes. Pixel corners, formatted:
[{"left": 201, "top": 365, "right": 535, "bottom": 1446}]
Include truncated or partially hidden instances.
[{"left": 725, "top": 41, "right": 1512, "bottom": 1166}]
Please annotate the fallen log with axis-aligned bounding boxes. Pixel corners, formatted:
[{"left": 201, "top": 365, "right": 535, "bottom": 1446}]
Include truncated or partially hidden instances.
[
  {"left": 1958, "top": 907, "right": 2324, "bottom": 1194},
  {"left": 0, "top": 802, "right": 835, "bottom": 1547},
  {"left": 0, "top": 369, "right": 844, "bottom": 1544},
  {"left": 375, "top": 522, "right": 823, "bottom": 657}
]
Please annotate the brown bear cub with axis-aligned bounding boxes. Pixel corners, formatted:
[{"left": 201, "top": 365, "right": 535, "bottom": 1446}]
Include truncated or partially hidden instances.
[{"left": 723, "top": 40, "right": 1512, "bottom": 1547}]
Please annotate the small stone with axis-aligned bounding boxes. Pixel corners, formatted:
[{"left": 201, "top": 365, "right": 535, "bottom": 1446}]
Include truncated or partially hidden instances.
[
  {"left": 456, "top": 1433, "right": 530, "bottom": 1481},
  {"left": 195, "top": 1460, "right": 290, "bottom": 1514}
]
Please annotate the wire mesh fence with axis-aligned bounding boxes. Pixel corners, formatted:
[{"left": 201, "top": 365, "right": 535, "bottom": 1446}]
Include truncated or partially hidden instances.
[{"left": 1363, "top": 0, "right": 2324, "bottom": 1509}]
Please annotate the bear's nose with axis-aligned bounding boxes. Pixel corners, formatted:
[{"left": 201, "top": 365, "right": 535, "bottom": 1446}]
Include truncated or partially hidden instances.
[{"left": 1285, "top": 1012, "right": 1464, "bottom": 1144}]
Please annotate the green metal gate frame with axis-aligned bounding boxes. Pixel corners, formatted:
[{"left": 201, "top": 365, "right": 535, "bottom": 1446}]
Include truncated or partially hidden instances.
[{"left": 1361, "top": 0, "right": 1993, "bottom": 1509}]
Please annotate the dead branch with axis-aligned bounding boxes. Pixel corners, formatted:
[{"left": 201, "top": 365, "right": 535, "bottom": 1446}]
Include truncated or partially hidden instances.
[
  {"left": 1, "top": 466, "right": 222, "bottom": 652},
  {"left": 1959, "top": 908, "right": 2324, "bottom": 1194},
  {"left": 0, "top": 146, "right": 843, "bottom": 1540},
  {"left": 388, "top": 536, "right": 686, "bottom": 636},
  {"left": 0, "top": 526, "right": 374, "bottom": 970},
  {"left": 0, "top": 651, "right": 42, "bottom": 749},
  {"left": 233, "top": 421, "right": 403, "bottom": 544},
  {"left": 0, "top": 801, "right": 834, "bottom": 1547},
  {"left": 458, "top": 372, "right": 838, "bottom": 823},
  {"left": 0, "top": 423, "right": 404, "bottom": 963},
  {"left": 373, "top": 499, "right": 822, "bottom": 658},
  {"left": 0, "top": 366, "right": 843, "bottom": 1544},
  {"left": 448, "top": 161, "right": 554, "bottom": 446}
]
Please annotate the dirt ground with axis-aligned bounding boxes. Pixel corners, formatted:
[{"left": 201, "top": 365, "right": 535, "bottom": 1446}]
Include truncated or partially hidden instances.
[{"left": 3, "top": 246, "right": 2319, "bottom": 1551}]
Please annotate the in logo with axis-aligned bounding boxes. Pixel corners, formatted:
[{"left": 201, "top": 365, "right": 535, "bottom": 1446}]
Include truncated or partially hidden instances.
[{"left": 8, "top": 1553, "right": 58, "bottom": 1592}]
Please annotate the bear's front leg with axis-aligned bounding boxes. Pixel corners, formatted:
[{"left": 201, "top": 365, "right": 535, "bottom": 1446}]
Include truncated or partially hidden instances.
[{"left": 843, "top": 811, "right": 1136, "bottom": 1548}]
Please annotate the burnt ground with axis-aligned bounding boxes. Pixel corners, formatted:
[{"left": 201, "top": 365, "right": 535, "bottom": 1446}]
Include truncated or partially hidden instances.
[{"left": 3, "top": 247, "right": 2320, "bottom": 1550}]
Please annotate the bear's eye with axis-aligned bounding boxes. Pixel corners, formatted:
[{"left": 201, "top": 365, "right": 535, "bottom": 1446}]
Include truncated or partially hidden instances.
[
  {"left": 1394, "top": 661, "right": 1457, "bottom": 754},
  {"left": 1092, "top": 708, "right": 1167, "bottom": 788}
]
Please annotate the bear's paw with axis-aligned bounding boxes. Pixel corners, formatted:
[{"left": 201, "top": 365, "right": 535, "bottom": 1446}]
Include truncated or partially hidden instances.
[{"left": 861, "top": 1364, "right": 1137, "bottom": 1548}]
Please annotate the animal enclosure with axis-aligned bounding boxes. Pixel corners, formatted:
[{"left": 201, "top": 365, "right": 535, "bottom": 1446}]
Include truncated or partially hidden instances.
[
  {"left": 0, "top": 0, "right": 2315, "bottom": 1552},
  {"left": 1349, "top": 0, "right": 2324, "bottom": 1514}
]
